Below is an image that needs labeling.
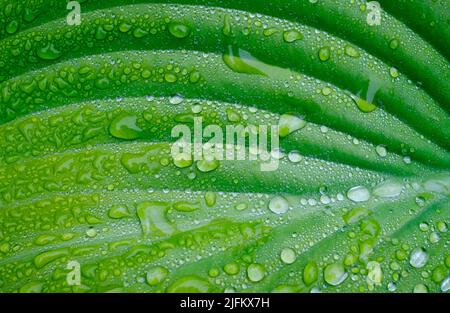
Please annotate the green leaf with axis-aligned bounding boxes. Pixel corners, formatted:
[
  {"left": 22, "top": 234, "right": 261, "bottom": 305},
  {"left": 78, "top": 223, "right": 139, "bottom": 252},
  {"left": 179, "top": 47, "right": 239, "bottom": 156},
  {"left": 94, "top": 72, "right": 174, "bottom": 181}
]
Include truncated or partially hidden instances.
[{"left": 0, "top": 1, "right": 448, "bottom": 293}]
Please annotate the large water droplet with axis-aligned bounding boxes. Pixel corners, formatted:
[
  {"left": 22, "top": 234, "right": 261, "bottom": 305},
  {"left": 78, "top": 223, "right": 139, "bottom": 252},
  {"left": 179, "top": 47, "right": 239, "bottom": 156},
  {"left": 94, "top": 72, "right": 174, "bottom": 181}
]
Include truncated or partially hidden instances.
[
  {"left": 441, "top": 277, "right": 450, "bottom": 292},
  {"left": 247, "top": 263, "right": 266, "bottom": 282},
  {"left": 303, "top": 262, "right": 318, "bottom": 286},
  {"left": 168, "top": 22, "right": 191, "bottom": 39},
  {"left": 366, "top": 261, "right": 383, "bottom": 285},
  {"left": 146, "top": 266, "right": 169, "bottom": 286},
  {"left": 36, "top": 43, "right": 62, "bottom": 60},
  {"left": 376, "top": 145, "right": 387, "bottom": 157},
  {"left": 344, "top": 45, "right": 360, "bottom": 58},
  {"left": 136, "top": 201, "right": 174, "bottom": 236},
  {"left": 278, "top": 114, "right": 306, "bottom": 138},
  {"left": 373, "top": 181, "right": 403, "bottom": 198},
  {"left": 318, "top": 46, "right": 331, "bottom": 61},
  {"left": 352, "top": 95, "right": 376, "bottom": 113},
  {"left": 280, "top": 248, "right": 296, "bottom": 264},
  {"left": 109, "top": 113, "right": 143, "bottom": 140},
  {"left": 409, "top": 248, "right": 428, "bottom": 268},
  {"left": 283, "top": 30, "right": 303, "bottom": 43},
  {"left": 324, "top": 263, "right": 348, "bottom": 286},
  {"left": 347, "top": 186, "right": 371, "bottom": 202},
  {"left": 269, "top": 196, "right": 289, "bottom": 214},
  {"left": 197, "top": 160, "right": 220, "bottom": 173}
]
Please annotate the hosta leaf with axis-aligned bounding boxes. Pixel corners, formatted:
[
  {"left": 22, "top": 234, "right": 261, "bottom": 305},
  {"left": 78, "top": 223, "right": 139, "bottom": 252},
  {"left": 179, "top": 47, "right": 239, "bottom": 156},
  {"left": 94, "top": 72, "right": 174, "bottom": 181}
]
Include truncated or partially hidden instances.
[{"left": 0, "top": 1, "right": 448, "bottom": 293}]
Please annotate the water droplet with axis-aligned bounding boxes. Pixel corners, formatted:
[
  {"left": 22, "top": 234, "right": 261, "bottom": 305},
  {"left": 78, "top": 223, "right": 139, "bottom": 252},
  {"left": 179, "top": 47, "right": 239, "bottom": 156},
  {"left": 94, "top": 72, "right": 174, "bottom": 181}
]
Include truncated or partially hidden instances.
[
  {"left": 166, "top": 276, "right": 212, "bottom": 293},
  {"left": 303, "top": 262, "right": 318, "bottom": 285},
  {"left": 389, "top": 39, "right": 399, "bottom": 50},
  {"left": 429, "top": 232, "right": 440, "bottom": 244},
  {"left": 344, "top": 45, "right": 360, "bottom": 58},
  {"left": 20, "top": 282, "right": 43, "bottom": 293},
  {"left": 173, "top": 153, "right": 193, "bottom": 168},
  {"left": 283, "top": 30, "right": 303, "bottom": 43},
  {"left": 409, "top": 248, "right": 428, "bottom": 268},
  {"left": 168, "top": 22, "right": 191, "bottom": 39},
  {"left": 109, "top": 113, "right": 143, "bottom": 140},
  {"left": 169, "top": 94, "right": 184, "bottom": 105},
  {"left": 366, "top": 261, "right": 383, "bottom": 285},
  {"left": 318, "top": 46, "right": 331, "bottom": 61},
  {"left": 441, "top": 277, "right": 450, "bottom": 292},
  {"left": 347, "top": 186, "right": 371, "bottom": 202},
  {"left": 164, "top": 73, "right": 177, "bottom": 83},
  {"left": 86, "top": 228, "right": 97, "bottom": 238},
  {"left": 173, "top": 202, "right": 200, "bottom": 212},
  {"left": 324, "top": 263, "right": 348, "bottom": 286},
  {"left": 437, "top": 221, "right": 447, "bottom": 232},
  {"left": 224, "top": 262, "right": 240, "bottom": 275},
  {"left": 280, "top": 248, "right": 296, "bottom": 264},
  {"left": 223, "top": 46, "right": 266, "bottom": 76},
  {"left": 34, "top": 249, "right": 70, "bottom": 268},
  {"left": 205, "top": 192, "right": 216, "bottom": 207},
  {"left": 413, "top": 283, "right": 428, "bottom": 293},
  {"left": 235, "top": 203, "right": 248, "bottom": 211},
  {"left": 376, "top": 145, "right": 387, "bottom": 157},
  {"left": 352, "top": 96, "right": 376, "bottom": 113},
  {"left": 95, "top": 25, "right": 107, "bottom": 40},
  {"left": 223, "top": 15, "right": 232, "bottom": 36},
  {"left": 226, "top": 108, "right": 241, "bottom": 122},
  {"left": 132, "top": 28, "right": 148, "bottom": 38},
  {"left": 279, "top": 114, "right": 306, "bottom": 138},
  {"left": 269, "top": 196, "right": 289, "bottom": 214},
  {"left": 197, "top": 160, "right": 220, "bottom": 173},
  {"left": 388, "top": 282, "right": 397, "bottom": 292},
  {"left": 119, "top": 23, "right": 132, "bottom": 33},
  {"left": 136, "top": 201, "right": 174, "bottom": 236},
  {"left": 389, "top": 67, "right": 399, "bottom": 78},
  {"left": 247, "top": 264, "right": 266, "bottom": 282},
  {"left": 6, "top": 20, "right": 18, "bottom": 34},
  {"left": 322, "top": 86, "right": 333, "bottom": 96},
  {"left": 373, "top": 181, "right": 403, "bottom": 198},
  {"left": 36, "top": 43, "right": 62, "bottom": 60},
  {"left": 342, "top": 207, "right": 369, "bottom": 224},
  {"left": 288, "top": 151, "right": 303, "bottom": 163},
  {"left": 108, "top": 205, "right": 131, "bottom": 219},
  {"left": 419, "top": 222, "right": 429, "bottom": 232},
  {"left": 189, "top": 71, "right": 201, "bottom": 83},
  {"left": 146, "top": 266, "right": 168, "bottom": 286}
]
